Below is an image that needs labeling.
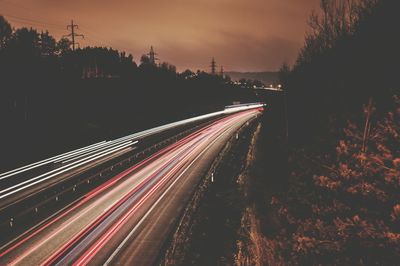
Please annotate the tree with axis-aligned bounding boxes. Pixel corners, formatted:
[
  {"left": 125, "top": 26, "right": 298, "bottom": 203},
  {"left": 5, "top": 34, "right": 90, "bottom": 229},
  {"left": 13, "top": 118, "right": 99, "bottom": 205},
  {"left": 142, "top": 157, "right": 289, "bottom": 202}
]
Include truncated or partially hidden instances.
[
  {"left": 11, "top": 27, "right": 41, "bottom": 57},
  {"left": 160, "top": 62, "right": 177, "bottom": 73},
  {"left": 223, "top": 74, "right": 232, "bottom": 84},
  {"left": 39, "top": 31, "right": 56, "bottom": 56},
  {"left": 0, "top": 16, "right": 12, "bottom": 50},
  {"left": 140, "top": 54, "right": 150, "bottom": 65},
  {"left": 56, "top": 38, "right": 71, "bottom": 56},
  {"left": 269, "top": 97, "right": 400, "bottom": 265},
  {"left": 296, "top": 0, "right": 379, "bottom": 67},
  {"left": 252, "top": 79, "right": 264, "bottom": 88},
  {"left": 281, "top": 0, "right": 393, "bottom": 144},
  {"left": 180, "top": 69, "right": 195, "bottom": 79},
  {"left": 279, "top": 62, "right": 290, "bottom": 88},
  {"left": 239, "top": 78, "right": 247, "bottom": 85}
]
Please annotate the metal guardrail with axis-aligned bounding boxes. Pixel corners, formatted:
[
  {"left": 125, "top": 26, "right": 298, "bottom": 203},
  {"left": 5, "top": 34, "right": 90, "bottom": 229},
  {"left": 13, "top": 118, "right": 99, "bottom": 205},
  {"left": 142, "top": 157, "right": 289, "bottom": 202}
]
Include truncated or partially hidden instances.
[{"left": 0, "top": 102, "right": 266, "bottom": 180}]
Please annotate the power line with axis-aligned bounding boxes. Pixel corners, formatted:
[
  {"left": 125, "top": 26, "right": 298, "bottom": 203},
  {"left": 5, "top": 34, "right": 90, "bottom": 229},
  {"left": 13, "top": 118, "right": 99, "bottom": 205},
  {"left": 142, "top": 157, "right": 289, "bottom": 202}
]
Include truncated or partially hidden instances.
[
  {"left": 64, "top": 20, "right": 84, "bottom": 51},
  {"left": 79, "top": 27, "right": 115, "bottom": 48},
  {"left": 5, "top": 19, "right": 62, "bottom": 33},
  {"left": 2, "top": 13, "right": 65, "bottom": 29},
  {"left": 1, "top": 11, "right": 135, "bottom": 56},
  {"left": 79, "top": 26, "right": 134, "bottom": 53},
  {"left": 0, "top": 10, "right": 139, "bottom": 61},
  {"left": 0, "top": 1, "right": 67, "bottom": 25}
]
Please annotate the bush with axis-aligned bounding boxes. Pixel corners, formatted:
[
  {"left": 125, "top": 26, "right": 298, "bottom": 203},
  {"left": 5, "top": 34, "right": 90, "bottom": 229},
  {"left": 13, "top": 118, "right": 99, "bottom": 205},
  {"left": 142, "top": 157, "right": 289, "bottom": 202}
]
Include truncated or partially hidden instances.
[{"left": 269, "top": 96, "right": 400, "bottom": 265}]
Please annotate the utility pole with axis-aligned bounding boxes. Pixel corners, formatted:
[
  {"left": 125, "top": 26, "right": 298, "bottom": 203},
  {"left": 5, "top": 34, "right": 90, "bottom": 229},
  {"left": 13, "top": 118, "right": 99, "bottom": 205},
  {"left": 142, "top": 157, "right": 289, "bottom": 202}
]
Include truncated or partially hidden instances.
[
  {"left": 64, "top": 20, "right": 84, "bottom": 51},
  {"left": 219, "top": 65, "right": 224, "bottom": 77},
  {"left": 147, "top": 46, "right": 159, "bottom": 65},
  {"left": 210, "top": 57, "right": 217, "bottom": 75}
]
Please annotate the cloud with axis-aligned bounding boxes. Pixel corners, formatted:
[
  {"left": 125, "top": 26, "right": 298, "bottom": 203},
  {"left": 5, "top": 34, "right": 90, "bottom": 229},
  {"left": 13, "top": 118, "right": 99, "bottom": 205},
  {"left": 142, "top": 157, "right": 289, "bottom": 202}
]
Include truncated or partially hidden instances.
[{"left": 1, "top": 0, "right": 319, "bottom": 71}]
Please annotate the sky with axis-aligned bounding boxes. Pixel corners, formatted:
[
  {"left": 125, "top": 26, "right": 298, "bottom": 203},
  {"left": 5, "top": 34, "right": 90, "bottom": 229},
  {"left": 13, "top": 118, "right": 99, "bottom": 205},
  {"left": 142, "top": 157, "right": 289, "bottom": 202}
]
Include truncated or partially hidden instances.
[{"left": 0, "top": 0, "right": 320, "bottom": 72}]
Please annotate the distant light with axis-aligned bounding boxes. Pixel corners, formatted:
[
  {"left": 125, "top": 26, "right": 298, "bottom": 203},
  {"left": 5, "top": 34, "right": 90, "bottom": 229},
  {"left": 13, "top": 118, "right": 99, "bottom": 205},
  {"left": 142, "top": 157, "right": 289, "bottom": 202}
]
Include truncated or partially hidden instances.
[{"left": 278, "top": 84, "right": 282, "bottom": 88}]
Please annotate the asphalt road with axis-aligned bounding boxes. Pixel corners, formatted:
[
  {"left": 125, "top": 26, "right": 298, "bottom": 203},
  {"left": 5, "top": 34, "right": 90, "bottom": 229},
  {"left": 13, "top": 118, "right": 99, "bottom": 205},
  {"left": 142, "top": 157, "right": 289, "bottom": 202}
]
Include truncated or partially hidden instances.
[
  {"left": 0, "top": 108, "right": 261, "bottom": 266},
  {"left": 0, "top": 103, "right": 264, "bottom": 214}
]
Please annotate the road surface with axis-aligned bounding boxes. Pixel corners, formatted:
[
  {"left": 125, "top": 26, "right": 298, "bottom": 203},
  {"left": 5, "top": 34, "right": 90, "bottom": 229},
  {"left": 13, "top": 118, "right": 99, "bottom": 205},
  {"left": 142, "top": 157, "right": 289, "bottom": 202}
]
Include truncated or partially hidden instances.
[
  {"left": 0, "top": 108, "right": 262, "bottom": 266},
  {"left": 0, "top": 103, "right": 264, "bottom": 212}
]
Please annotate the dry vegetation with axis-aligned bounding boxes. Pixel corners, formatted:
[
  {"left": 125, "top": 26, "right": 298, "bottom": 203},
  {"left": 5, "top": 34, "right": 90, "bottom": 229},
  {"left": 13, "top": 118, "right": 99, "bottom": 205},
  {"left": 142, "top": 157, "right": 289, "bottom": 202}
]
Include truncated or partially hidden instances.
[{"left": 241, "top": 96, "right": 400, "bottom": 265}]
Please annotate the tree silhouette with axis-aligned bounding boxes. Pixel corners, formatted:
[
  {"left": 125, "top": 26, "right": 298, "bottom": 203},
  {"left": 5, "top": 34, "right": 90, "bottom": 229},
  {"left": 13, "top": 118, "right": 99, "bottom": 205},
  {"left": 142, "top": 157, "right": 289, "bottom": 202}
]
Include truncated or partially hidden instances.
[
  {"left": 140, "top": 54, "right": 151, "bottom": 65},
  {"left": 271, "top": 1, "right": 400, "bottom": 263},
  {"left": 279, "top": 0, "right": 400, "bottom": 144},
  {"left": 56, "top": 38, "right": 72, "bottom": 55},
  {"left": 39, "top": 31, "right": 57, "bottom": 56},
  {"left": 0, "top": 15, "right": 258, "bottom": 171},
  {"left": 0, "top": 16, "right": 11, "bottom": 50}
]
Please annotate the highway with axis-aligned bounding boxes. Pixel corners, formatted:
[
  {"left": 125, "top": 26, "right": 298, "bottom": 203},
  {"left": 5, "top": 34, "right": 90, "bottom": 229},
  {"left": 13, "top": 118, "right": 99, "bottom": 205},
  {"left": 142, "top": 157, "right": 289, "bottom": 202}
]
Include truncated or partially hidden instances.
[
  {"left": 0, "top": 106, "right": 263, "bottom": 265},
  {"left": 0, "top": 103, "right": 264, "bottom": 211}
]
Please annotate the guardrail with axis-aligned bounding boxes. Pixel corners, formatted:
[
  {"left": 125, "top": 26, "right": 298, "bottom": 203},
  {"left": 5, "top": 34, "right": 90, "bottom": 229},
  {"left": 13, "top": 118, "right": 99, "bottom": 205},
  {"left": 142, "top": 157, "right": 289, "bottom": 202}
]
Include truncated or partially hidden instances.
[
  {"left": 0, "top": 104, "right": 265, "bottom": 246},
  {"left": 0, "top": 102, "right": 266, "bottom": 181}
]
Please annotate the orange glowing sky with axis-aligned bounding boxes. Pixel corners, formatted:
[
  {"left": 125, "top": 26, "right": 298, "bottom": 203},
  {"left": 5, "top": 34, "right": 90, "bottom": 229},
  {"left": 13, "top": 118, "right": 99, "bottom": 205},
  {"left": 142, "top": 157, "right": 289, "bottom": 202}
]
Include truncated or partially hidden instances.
[{"left": 0, "top": 0, "right": 319, "bottom": 72}]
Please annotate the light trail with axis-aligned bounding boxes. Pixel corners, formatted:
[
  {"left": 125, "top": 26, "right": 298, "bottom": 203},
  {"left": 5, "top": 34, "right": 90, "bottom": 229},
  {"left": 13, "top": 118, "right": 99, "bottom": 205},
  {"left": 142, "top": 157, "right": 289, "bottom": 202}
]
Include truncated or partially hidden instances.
[
  {"left": 0, "top": 141, "right": 107, "bottom": 180},
  {"left": 54, "top": 111, "right": 255, "bottom": 265},
  {"left": 43, "top": 114, "right": 243, "bottom": 265},
  {"left": 0, "top": 106, "right": 264, "bottom": 265},
  {"left": 103, "top": 113, "right": 242, "bottom": 265},
  {"left": 0, "top": 130, "right": 202, "bottom": 260},
  {"left": 72, "top": 113, "right": 243, "bottom": 265},
  {"left": 0, "top": 141, "right": 136, "bottom": 200},
  {"left": 0, "top": 116, "right": 225, "bottom": 261},
  {"left": 0, "top": 103, "right": 264, "bottom": 205}
]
